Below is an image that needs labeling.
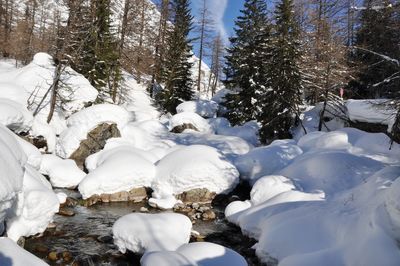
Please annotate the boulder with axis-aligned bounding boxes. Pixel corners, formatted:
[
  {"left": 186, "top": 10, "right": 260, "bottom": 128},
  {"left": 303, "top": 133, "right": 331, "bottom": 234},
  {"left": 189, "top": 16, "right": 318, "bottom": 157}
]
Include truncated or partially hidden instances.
[
  {"left": 176, "top": 188, "right": 216, "bottom": 204},
  {"left": 69, "top": 123, "right": 120, "bottom": 168},
  {"left": 84, "top": 187, "right": 148, "bottom": 206},
  {"left": 171, "top": 123, "right": 199, "bottom": 133}
]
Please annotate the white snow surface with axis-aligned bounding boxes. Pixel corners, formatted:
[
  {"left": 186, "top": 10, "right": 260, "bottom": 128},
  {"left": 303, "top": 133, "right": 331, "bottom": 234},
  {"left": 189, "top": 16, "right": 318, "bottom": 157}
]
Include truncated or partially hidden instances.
[
  {"left": 0, "top": 98, "right": 33, "bottom": 133},
  {"left": 0, "top": 237, "right": 48, "bottom": 266},
  {"left": 113, "top": 213, "right": 192, "bottom": 253},
  {"left": 169, "top": 112, "right": 213, "bottom": 134},
  {"left": 150, "top": 145, "right": 240, "bottom": 209},
  {"left": 176, "top": 100, "right": 219, "bottom": 118},
  {"left": 6, "top": 165, "right": 59, "bottom": 241},
  {"left": 39, "top": 154, "right": 86, "bottom": 188},
  {"left": 225, "top": 129, "right": 400, "bottom": 266},
  {"left": 141, "top": 242, "right": 248, "bottom": 266},
  {"left": 79, "top": 147, "right": 156, "bottom": 199}
]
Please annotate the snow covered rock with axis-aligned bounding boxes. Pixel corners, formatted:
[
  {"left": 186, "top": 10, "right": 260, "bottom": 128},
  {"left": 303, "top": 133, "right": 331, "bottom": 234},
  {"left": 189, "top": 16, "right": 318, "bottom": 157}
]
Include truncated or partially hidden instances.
[
  {"left": 15, "top": 137, "right": 42, "bottom": 170},
  {"left": 6, "top": 165, "right": 59, "bottom": 241},
  {"left": 0, "top": 98, "right": 33, "bottom": 133},
  {"left": 216, "top": 121, "right": 260, "bottom": 146},
  {"left": 169, "top": 112, "right": 213, "bottom": 134},
  {"left": 39, "top": 154, "right": 86, "bottom": 188},
  {"left": 78, "top": 147, "right": 156, "bottom": 199},
  {"left": 176, "top": 100, "right": 219, "bottom": 118},
  {"left": 150, "top": 145, "right": 240, "bottom": 209},
  {"left": 235, "top": 142, "right": 303, "bottom": 184},
  {"left": 141, "top": 242, "right": 248, "bottom": 266},
  {"left": 113, "top": 213, "right": 192, "bottom": 253},
  {"left": 0, "top": 237, "right": 48, "bottom": 266}
]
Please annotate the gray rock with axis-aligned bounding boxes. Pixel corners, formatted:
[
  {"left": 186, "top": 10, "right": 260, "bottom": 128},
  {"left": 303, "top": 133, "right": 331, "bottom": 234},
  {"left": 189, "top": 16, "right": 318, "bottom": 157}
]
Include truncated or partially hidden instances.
[{"left": 170, "top": 123, "right": 199, "bottom": 133}]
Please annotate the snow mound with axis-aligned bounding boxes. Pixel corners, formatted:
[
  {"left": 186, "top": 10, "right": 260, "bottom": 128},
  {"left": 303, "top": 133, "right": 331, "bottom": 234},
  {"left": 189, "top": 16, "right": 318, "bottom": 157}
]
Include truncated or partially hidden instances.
[
  {"left": 32, "top": 52, "right": 53, "bottom": 67},
  {"left": 142, "top": 242, "right": 248, "bottom": 266},
  {"left": 346, "top": 99, "right": 396, "bottom": 130},
  {"left": 235, "top": 142, "right": 303, "bottom": 184},
  {"left": 0, "top": 237, "right": 48, "bottom": 266},
  {"left": 0, "top": 98, "right": 33, "bottom": 133},
  {"left": 79, "top": 147, "right": 156, "bottom": 199},
  {"left": 0, "top": 126, "right": 26, "bottom": 234},
  {"left": 15, "top": 137, "right": 42, "bottom": 170},
  {"left": 0, "top": 82, "right": 27, "bottom": 104},
  {"left": 250, "top": 175, "right": 296, "bottom": 205},
  {"left": 56, "top": 104, "right": 134, "bottom": 158},
  {"left": 6, "top": 165, "right": 59, "bottom": 241},
  {"left": 169, "top": 112, "right": 213, "bottom": 133},
  {"left": 39, "top": 154, "right": 86, "bottom": 188},
  {"left": 150, "top": 145, "right": 240, "bottom": 208},
  {"left": 216, "top": 121, "right": 260, "bottom": 146},
  {"left": 113, "top": 213, "right": 192, "bottom": 253},
  {"left": 176, "top": 100, "right": 219, "bottom": 118}
]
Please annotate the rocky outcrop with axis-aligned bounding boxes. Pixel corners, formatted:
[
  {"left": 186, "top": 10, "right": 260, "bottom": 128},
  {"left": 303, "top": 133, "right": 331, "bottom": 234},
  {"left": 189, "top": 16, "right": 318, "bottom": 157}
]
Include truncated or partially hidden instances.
[
  {"left": 83, "top": 187, "right": 148, "bottom": 207},
  {"left": 170, "top": 123, "right": 199, "bottom": 133},
  {"left": 70, "top": 123, "right": 120, "bottom": 168}
]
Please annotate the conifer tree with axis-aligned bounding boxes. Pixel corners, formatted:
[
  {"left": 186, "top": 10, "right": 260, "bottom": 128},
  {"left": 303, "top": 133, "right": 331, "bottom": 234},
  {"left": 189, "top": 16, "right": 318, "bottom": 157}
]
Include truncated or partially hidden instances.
[
  {"left": 351, "top": 0, "right": 400, "bottom": 99},
  {"left": 222, "top": 0, "right": 271, "bottom": 125},
  {"left": 258, "top": 0, "right": 303, "bottom": 142},
  {"left": 157, "top": 0, "right": 194, "bottom": 114}
]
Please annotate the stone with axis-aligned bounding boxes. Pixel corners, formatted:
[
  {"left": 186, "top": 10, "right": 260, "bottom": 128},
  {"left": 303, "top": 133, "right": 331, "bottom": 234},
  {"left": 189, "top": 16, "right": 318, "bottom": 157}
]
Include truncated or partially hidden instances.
[
  {"left": 65, "top": 197, "right": 79, "bottom": 207},
  {"left": 34, "top": 244, "right": 49, "bottom": 253},
  {"left": 202, "top": 210, "right": 216, "bottom": 221},
  {"left": 58, "top": 207, "right": 75, "bottom": 217},
  {"left": 47, "top": 222, "right": 57, "bottom": 229},
  {"left": 69, "top": 123, "right": 121, "bottom": 168},
  {"left": 109, "top": 191, "right": 129, "bottom": 202},
  {"left": 171, "top": 123, "right": 199, "bottom": 133},
  {"left": 128, "top": 187, "right": 148, "bottom": 202},
  {"left": 97, "top": 235, "right": 113, "bottom": 244},
  {"left": 16, "top": 237, "right": 25, "bottom": 248},
  {"left": 176, "top": 188, "right": 216, "bottom": 204},
  {"left": 48, "top": 251, "right": 58, "bottom": 261},
  {"left": 62, "top": 251, "right": 73, "bottom": 262},
  {"left": 21, "top": 135, "right": 48, "bottom": 151},
  {"left": 140, "top": 207, "right": 149, "bottom": 213}
]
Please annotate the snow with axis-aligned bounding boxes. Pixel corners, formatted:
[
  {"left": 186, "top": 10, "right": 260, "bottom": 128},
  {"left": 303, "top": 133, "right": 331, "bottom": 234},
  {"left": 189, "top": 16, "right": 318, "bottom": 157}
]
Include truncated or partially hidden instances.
[
  {"left": 215, "top": 121, "right": 260, "bottom": 146},
  {"left": 79, "top": 147, "right": 156, "bottom": 199},
  {"left": 234, "top": 142, "right": 303, "bottom": 184},
  {"left": 169, "top": 112, "right": 213, "bottom": 133},
  {"left": 150, "top": 145, "right": 240, "bottom": 209},
  {"left": 56, "top": 104, "right": 134, "bottom": 158},
  {"left": 225, "top": 129, "right": 400, "bottom": 266},
  {"left": 176, "top": 100, "right": 219, "bottom": 118},
  {"left": 346, "top": 99, "right": 396, "bottom": 130},
  {"left": 141, "top": 242, "right": 248, "bottom": 266},
  {"left": 6, "top": 165, "right": 59, "bottom": 241},
  {"left": 0, "top": 237, "right": 48, "bottom": 266},
  {"left": 113, "top": 213, "right": 192, "bottom": 253},
  {"left": 39, "top": 154, "right": 86, "bottom": 188},
  {"left": 0, "top": 98, "right": 33, "bottom": 133}
]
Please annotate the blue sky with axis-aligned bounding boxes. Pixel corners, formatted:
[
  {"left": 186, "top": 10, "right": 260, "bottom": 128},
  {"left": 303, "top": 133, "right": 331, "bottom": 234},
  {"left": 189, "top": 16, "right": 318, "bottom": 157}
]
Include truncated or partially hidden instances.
[{"left": 190, "top": 0, "right": 245, "bottom": 44}]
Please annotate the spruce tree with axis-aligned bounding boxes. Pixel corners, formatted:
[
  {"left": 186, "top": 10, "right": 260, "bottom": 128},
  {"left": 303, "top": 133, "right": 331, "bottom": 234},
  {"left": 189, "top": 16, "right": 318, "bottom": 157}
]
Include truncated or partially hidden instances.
[
  {"left": 351, "top": 0, "right": 400, "bottom": 99},
  {"left": 157, "top": 0, "right": 194, "bottom": 114},
  {"left": 258, "top": 0, "right": 303, "bottom": 142},
  {"left": 222, "top": 0, "right": 271, "bottom": 125}
]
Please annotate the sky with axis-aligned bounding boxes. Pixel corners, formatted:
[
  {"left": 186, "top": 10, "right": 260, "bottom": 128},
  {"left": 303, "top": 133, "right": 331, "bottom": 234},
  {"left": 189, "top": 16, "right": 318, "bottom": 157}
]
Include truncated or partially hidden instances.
[{"left": 190, "top": 0, "right": 245, "bottom": 44}]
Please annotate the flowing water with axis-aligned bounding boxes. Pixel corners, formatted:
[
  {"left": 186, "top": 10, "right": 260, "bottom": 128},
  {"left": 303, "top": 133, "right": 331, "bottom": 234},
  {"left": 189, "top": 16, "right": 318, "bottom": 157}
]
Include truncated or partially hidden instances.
[{"left": 25, "top": 188, "right": 265, "bottom": 266}]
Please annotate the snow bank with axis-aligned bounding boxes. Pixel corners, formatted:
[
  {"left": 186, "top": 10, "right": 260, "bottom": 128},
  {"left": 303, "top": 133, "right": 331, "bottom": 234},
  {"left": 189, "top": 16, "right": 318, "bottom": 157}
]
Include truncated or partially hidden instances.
[
  {"left": 150, "top": 145, "right": 239, "bottom": 208},
  {"left": 79, "top": 147, "right": 156, "bottom": 199},
  {"left": 215, "top": 121, "right": 260, "bottom": 146},
  {"left": 346, "top": 99, "right": 396, "bottom": 130},
  {"left": 142, "top": 242, "right": 248, "bottom": 266},
  {"left": 176, "top": 100, "right": 219, "bottom": 118},
  {"left": 0, "top": 237, "right": 48, "bottom": 266},
  {"left": 39, "top": 154, "right": 86, "bottom": 188},
  {"left": 0, "top": 126, "right": 26, "bottom": 234},
  {"left": 225, "top": 128, "right": 400, "bottom": 266},
  {"left": 15, "top": 137, "right": 42, "bottom": 170},
  {"left": 0, "top": 98, "right": 33, "bottom": 133},
  {"left": 235, "top": 142, "right": 303, "bottom": 184},
  {"left": 56, "top": 104, "right": 134, "bottom": 158},
  {"left": 113, "top": 213, "right": 192, "bottom": 253},
  {"left": 169, "top": 112, "right": 213, "bottom": 133},
  {"left": 6, "top": 165, "right": 59, "bottom": 241}
]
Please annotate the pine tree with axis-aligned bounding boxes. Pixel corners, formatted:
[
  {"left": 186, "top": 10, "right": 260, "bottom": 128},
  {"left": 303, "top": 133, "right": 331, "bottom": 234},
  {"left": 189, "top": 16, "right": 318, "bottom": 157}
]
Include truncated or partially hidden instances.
[
  {"left": 156, "top": 0, "right": 194, "bottom": 114},
  {"left": 222, "top": 0, "right": 271, "bottom": 125},
  {"left": 351, "top": 0, "right": 400, "bottom": 99},
  {"left": 258, "top": 0, "right": 303, "bottom": 142}
]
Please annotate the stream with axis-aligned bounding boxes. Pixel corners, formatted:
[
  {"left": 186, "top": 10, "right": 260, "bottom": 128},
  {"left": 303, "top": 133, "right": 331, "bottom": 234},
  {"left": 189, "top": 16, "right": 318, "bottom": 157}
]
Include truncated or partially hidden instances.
[{"left": 24, "top": 186, "right": 266, "bottom": 266}]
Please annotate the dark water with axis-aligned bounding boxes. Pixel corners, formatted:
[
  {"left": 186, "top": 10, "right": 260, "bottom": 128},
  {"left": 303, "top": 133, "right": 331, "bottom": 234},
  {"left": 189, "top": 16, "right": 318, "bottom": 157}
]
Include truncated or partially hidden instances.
[{"left": 25, "top": 188, "right": 265, "bottom": 266}]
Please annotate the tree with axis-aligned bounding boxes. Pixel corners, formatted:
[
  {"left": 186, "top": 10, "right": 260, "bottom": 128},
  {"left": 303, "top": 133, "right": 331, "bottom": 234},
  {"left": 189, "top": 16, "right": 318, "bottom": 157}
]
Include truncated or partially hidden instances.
[
  {"left": 258, "top": 0, "right": 303, "bottom": 141},
  {"left": 222, "top": 0, "right": 271, "bottom": 125},
  {"left": 195, "top": 0, "right": 214, "bottom": 92},
  {"left": 156, "top": 0, "right": 194, "bottom": 114},
  {"left": 351, "top": 0, "right": 400, "bottom": 98},
  {"left": 208, "top": 33, "right": 225, "bottom": 96}
]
